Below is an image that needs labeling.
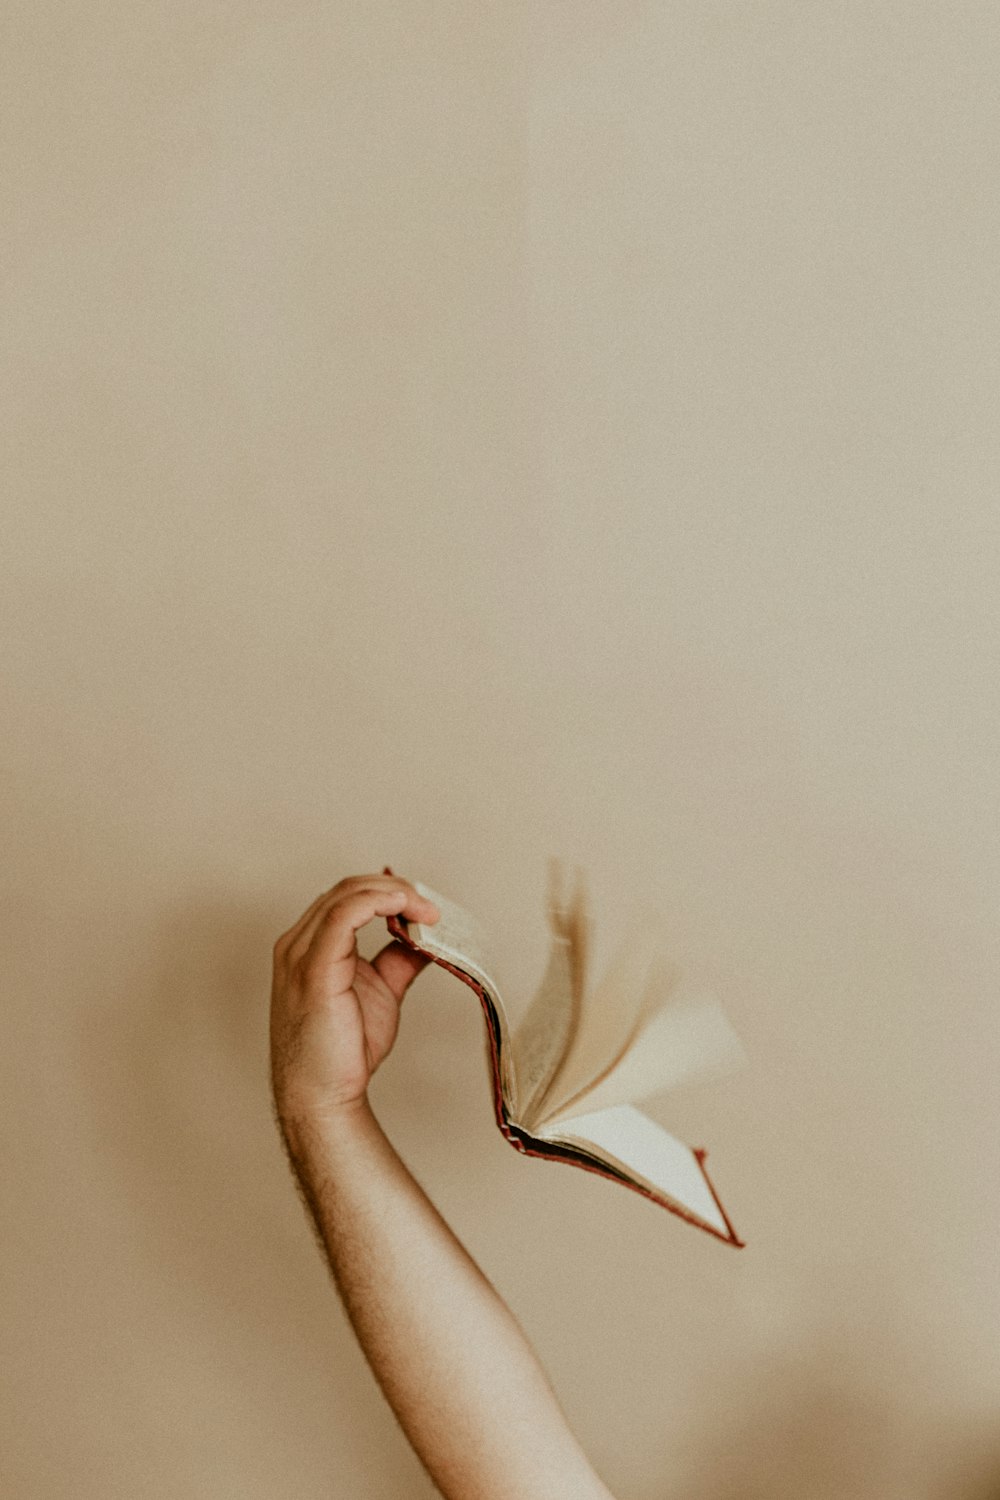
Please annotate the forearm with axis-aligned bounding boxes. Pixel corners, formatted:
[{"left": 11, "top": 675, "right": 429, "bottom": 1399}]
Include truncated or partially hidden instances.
[{"left": 281, "top": 1100, "right": 614, "bottom": 1500}]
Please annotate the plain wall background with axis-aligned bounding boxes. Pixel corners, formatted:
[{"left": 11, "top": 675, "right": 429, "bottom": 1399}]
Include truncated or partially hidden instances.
[{"left": 3, "top": 5, "right": 999, "bottom": 1496}]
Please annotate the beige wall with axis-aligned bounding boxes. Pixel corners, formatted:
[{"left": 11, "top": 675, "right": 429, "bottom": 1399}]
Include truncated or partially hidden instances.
[{"left": 3, "top": 5, "right": 999, "bottom": 1496}]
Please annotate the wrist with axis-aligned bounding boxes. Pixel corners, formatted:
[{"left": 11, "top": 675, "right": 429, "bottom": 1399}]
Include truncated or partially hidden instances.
[{"left": 276, "top": 1090, "right": 379, "bottom": 1167}]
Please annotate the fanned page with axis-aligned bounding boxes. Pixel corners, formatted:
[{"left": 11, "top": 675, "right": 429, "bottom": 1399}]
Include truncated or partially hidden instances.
[
  {"left": 528, "top": 920, "right": 666, "bottom": 1128},
  {"left": 509, "top": 869, "right": 589, "bottom": 1126},
  {"left": 541, "top": 975, "right": 746, "bottom": 1128}
]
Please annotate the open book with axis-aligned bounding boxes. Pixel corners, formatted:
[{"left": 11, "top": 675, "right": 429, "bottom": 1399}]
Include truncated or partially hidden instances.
[{"left": 387, "top": 871, "right": 745, "bottom": 1247}]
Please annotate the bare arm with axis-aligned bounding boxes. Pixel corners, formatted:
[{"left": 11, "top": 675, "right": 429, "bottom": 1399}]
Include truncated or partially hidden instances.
[{"left": 271, "top": 874, "right": 616, "bottom": 1500}]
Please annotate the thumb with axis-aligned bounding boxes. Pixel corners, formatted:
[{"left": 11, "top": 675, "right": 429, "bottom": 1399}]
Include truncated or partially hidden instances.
[{"left": 372, "top": 940, "right": 432, "bottom": 1001}]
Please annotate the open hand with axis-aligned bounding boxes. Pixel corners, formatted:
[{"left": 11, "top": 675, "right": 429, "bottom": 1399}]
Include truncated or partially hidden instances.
[{"left": 270, "top": 874, "right": 440, "bottom": 1126}]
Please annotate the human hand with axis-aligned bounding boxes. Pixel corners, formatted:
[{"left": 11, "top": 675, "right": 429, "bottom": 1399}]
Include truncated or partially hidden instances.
[{"left": 270, "top": 874, "right": 440, "bottom": 1129}]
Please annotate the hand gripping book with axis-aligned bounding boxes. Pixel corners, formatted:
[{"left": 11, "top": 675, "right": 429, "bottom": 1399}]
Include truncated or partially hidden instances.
[{"left": 387, "top": 868, "right": 745, "bottom": 1247}]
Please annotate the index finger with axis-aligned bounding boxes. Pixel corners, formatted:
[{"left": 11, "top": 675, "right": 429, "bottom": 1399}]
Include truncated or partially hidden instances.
[
  {"left": 302, "top": 883, "right": 438, "bottom": 976},
  {"left": 276, "top": 874, "right": 437, "bottom": 964},
  {"left": 281, "top": 876, "right": 437, "bottom": 972}
]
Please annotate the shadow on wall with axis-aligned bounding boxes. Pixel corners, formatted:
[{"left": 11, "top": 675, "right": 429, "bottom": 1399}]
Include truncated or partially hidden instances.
[
  {"left": 662, "top": 1336, "right": 1000, "bottom": 1500},
  {"left": 935, "top": 1425, "right": 1000, "bottom": 1500},
  {"left": 79, "top": 887, "right": 439, "bottom": 1494},
  {"left": 677, "top": 1340, "right": 911, "bottom": 1500}
]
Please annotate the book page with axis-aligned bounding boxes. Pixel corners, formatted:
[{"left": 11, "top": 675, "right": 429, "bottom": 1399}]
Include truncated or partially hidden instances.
[
  {"left": 510, "top": 866, "right": 588, "bottom": 1129},
  {"left": 542, "top": 978, "right": 745, "bottom": 1127},
  {"left": 530, "top": 921, "right": 666, "bottom": 1125},
  {"left": 538, "top": 1104, "right": 732, "bottom": 1239},
  {"left": 403, "top": 882, "right": 520, "bottom": 1113}
]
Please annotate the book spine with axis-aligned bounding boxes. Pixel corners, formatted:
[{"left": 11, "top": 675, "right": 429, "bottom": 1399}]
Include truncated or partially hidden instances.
[{"left": 385, "top": 912, "right": 526, "bottom": 1151}]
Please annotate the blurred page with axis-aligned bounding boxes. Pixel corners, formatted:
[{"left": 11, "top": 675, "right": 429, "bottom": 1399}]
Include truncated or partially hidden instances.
[
  {"left": 536, "top": 923, "right": 666, "bottom": 1123},
  {"left": 512, "top": 866, "right": 588, "bottom": 1125},
  {"left": 543, "top": 979, "right": 745, "bottom": 1125}
]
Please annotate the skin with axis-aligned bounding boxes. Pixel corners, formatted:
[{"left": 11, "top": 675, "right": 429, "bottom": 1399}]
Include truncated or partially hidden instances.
[{"left": 271, "top": 873, "right": 617, "bottom": 1500}]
